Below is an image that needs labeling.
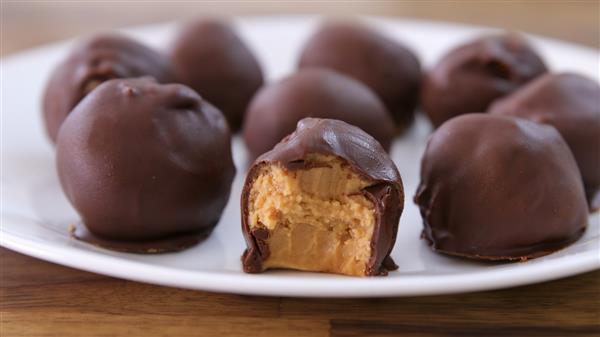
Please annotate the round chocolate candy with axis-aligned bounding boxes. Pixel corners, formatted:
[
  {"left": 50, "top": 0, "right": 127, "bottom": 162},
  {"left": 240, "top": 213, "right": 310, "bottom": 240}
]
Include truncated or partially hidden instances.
[
  {"left": 169, "top": 19, "right": 264, "bottom": 132},
  {"left": 414, "top": 114, "right": 588, "bottom": 260},
  {"left": 298, "top": 21, "right": 421, "bottom": 131},
  {"left": 243, "top": 68, "right": 395, "bottom": 161},
  {"left": 242, "top": 118, "right": 404, "bottom": 276},
  {"left": 490, "top": 72, "right": 600, "bottom": 210},
  {"left": 43, "top": 34, "right": 176, "bottom": 143},
  {"left": 56, "top": 77, "right": 235, "bottom": 253},
  {"left": 421, "top": 33, "right": 547, "bottom": 128}
]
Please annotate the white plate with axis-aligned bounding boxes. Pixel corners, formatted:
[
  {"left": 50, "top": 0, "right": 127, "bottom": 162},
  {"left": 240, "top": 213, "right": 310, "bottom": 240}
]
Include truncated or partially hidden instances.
[{"left": 1, "top": 16, "right": 599, "bottom": 298}]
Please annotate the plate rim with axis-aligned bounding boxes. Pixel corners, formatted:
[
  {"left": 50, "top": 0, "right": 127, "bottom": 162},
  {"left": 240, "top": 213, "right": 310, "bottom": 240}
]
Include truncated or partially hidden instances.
[{"left": 2, "top": 227, "right": 598, "bottom": 298}]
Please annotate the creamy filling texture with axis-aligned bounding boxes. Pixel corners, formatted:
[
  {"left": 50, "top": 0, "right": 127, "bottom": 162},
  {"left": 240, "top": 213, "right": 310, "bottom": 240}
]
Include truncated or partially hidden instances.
[{"left": 248, "top": 154, "right": 376, "bottom": 276}]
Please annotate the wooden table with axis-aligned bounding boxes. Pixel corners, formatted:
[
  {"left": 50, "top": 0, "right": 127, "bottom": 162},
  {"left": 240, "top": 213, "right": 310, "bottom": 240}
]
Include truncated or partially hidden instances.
[
  {"left": 2, "top": 248, "right": 599, "bottom": 336},
  {"left": 1, "top": 2, "right": 599, "bottom": 336}
]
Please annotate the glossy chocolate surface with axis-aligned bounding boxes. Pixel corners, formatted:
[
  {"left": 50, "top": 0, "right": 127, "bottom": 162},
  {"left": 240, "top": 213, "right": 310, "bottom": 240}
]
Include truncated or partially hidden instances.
[
  {"left": 43, "top": 34, "right": 175, "bottom": 143},
  {"left": 490, "top": 73, "right": 600, "bottom": 210},
  {"left": 242, "top": 118, "right": 404, "bottom": 275},
  {"left": 169, "top": 19, "right": 264, "bottom": 132},
  {"left": 421, "top": 33, "right": 547, "bottom": 128},
  {"left": 56, "top": 78, "right": 235, "bottom": 253},
  {"left": 298, "top": 21, "right": 421, "bottom": 131},
  {"left": 415, "top": 114, "right": 588, "bottom": 260},
  {"left": 243, "top": 68, "right": 395, "bottom": 161}
]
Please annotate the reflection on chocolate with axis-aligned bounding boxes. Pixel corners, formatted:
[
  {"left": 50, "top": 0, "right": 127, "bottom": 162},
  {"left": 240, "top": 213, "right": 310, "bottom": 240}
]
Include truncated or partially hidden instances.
[
  {"left": 298, "top": 21, "right": 421, "bottom": 131},
  {"left": 490, "top": 73, "right": 600, "bottom": 210},
  {"left": 243, "top": 68, "right": 395, "bottom": 161},
  {"left": 43, "top": 34, "right": 175, "bottom": 143},
  {"left": 56, "top": 78, "right": 235, "bottom": 253},
  {"left": 242, "top": 118, "right": 404, "bottom": 276},
  {"left": 421, "top": 33, "right": 547, "bottom": 128},
  {"left": 415, "top": 114, "right": 588, "bottom": 260},
  {"left": 169, "top": 19, "right": 264, "bottom": 132}
]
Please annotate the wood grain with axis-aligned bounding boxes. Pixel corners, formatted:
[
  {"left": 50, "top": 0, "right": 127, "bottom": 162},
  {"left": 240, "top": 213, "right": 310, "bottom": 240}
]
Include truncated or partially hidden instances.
[
  {"left": 1, "top": 2, "right": 599, "bottom": 336},
  {"left": 1, "top": 248, "right": 599, "bottom": 336}
]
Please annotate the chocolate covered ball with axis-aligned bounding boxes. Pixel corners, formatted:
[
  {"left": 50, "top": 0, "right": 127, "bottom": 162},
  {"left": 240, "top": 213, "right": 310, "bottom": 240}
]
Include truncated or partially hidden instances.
[
  {"left": 43, "top": 34, "right": 176, "bottom": 143},
  {"left": 57, "top": 77, "right": 235, "bottom": 253},
  {"left": 169, "top": 19, "right": 264, "bottom": 132},
  {"left": 298, "top": 21, "right": 421, "bottom": 131},
  {"left": 242, "top": 118, "right": 404, "bottom": 276},
  {"left": 490, "top": 73, "right": 600, "bottom": 210},
  {"left": 243, "top": 68, "right": 395, "bottom": 160},
  {"left": 414, "top": 114, "right": 588, "bottom": 260},
  {"left": 421, "top": 33, "right": 547, "bottom": 128}
]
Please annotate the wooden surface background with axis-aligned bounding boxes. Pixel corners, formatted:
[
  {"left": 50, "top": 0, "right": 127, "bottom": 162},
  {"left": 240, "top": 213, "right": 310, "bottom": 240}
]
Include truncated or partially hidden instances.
[{"left": 1, "top": 1, "right": 599, "bottom": 336}]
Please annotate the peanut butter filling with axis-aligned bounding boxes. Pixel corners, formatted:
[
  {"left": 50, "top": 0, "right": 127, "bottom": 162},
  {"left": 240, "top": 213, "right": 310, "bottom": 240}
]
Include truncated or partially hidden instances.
[
  {"left": 248, "top": 154, "right": 376, "bottom": 276},
  {"left": 82, "top": 79, "right": 105, "bottom": 95}
]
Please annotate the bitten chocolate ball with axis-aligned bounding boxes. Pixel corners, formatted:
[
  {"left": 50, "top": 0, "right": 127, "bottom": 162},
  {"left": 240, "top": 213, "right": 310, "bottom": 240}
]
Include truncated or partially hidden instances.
[
  {"left": 298, "top": 21, "right": 421, "bottom": 131},
  {"left": 421, "top": 33, "right": 547, "bottom": 128},
  {"left": 169, "top": 19, "right": 264, "bottom": 132},
  {"left": 415, "top": 114, "right": 588, "bottom": 260},
  {"left": 243, "top": 68, "right": 394, "bottom": 160},
  {"left": 43, "top": 34, "right": 175, "bottom": 143},
  {"left": 490, "top": 73, "right": 600, "bottom": 210},
  {"left": 56, "top": 77, "right": 235, "bottom": 253},
  {"left": 242, "top": 118, "right": 404, "bottom": 276}
]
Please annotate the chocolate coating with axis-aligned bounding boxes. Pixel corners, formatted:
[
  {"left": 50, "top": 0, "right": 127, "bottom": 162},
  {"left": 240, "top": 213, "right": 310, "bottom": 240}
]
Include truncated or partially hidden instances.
[
  {"left": 421, "top": 33, "right": 547, "bottom": 128},
  {"left": 243, "top": 68, "right": 395, "bottom": 160},
  {"left": 69, "top": 225, "right": 207, "bottom": 254},
  {"left": 490, "top": 73, "right": 600, "bottom": 210},
  {"left": 56, "top": 77, "right": 235, "bottom": 253},
  {"left": 242, "top": 118, "right": 404, "bottom": 276},
  {"left": 169, "top": 19, "right": 264, "bottom": 132},
  {"left": 415, "top": 114, "right": 588, "bottom": 260},
  {"left": 43, "top": 34, "right": 175, "bottom": 143},
  {"left": 298, "top": 21, "right": 421, "bottom": 130}
]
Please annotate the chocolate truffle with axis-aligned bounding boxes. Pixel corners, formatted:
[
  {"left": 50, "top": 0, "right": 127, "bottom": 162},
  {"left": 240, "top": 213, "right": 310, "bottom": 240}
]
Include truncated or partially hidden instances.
[
  {"left": 56, "top": 77, "right": 235, "bottom": 253},
  {"left": 169, "top": 19, "right": 264, "bottom": 132},
  {"left": 298, "top": 21, "right": 421, "bottom": 131},
  {"left": 415, "top": 114, "right": 588, "bottom": 260},
  {"left": 242, "top": 118, "right": 404, "bottom": 276},
  {"left": 43, "top": 34, "right": 175, "bottom": 143},
  {"left": 421, "top": 33, "right": 547, "bottom": 128},
  {"left": 490, "top": 73, "right": 600, "bottom": 210},
  {"left": 243, "top": 69, "right": 395, "bottom": 161}
]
